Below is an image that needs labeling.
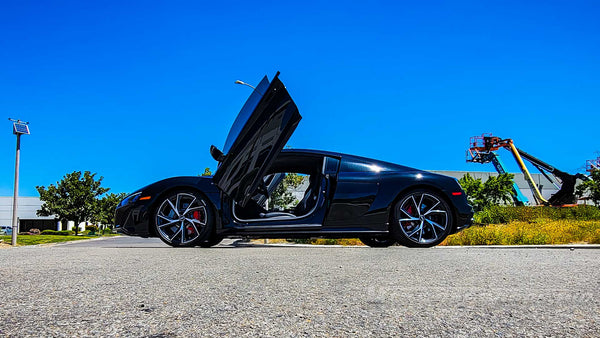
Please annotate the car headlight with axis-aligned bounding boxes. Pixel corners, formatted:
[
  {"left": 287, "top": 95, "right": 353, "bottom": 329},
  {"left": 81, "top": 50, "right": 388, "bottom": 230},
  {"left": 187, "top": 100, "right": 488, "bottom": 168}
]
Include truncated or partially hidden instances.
[{"left": 117, "top": 192, "right": 142, "bottom": 208}]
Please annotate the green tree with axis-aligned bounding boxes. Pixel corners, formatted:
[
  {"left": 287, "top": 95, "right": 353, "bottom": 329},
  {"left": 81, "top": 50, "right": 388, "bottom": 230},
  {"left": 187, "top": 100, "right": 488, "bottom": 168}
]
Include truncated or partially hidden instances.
[
  {"left": 36, "top": 171, "right": 110, "bottom": 235},
  {"left": 201, "top": 168, "right": 212, "bottom": 176},
  {"left": 92, "top": 192, "right": 127, "bottom": 228},
  {"left": 269, "top": 173, "right": 305, "bottom": 210},
  {"left": 459, "top": 173, "right": 515, "bottom": 212},
  {"left": 576, "top": 170, "right": 600, "bottom": 206}
]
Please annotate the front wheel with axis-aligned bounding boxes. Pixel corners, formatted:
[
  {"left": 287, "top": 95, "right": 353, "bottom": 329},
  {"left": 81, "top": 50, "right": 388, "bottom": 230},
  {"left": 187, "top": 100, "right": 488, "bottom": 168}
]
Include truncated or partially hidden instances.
[
  {"left": 153, "top": 191, "right": 212, "bottom": 247},
  {"left": 391, "top": 189, "right": 453, "bottom": 248}
]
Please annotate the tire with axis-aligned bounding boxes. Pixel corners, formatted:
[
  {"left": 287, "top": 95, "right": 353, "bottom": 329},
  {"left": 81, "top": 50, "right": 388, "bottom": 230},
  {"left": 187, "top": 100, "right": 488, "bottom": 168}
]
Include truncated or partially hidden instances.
[
  {"left": 391, "top": 189, "right": 453, "bottom": 248},
  {"left": 359, "top": 236, "right": 396, "bottom": 248},
  {"left": 198, "top": 234, "right": 224, "bottom": 248},
  {"left": 153, "top": 190, "right": 213, "bottom": 247}
]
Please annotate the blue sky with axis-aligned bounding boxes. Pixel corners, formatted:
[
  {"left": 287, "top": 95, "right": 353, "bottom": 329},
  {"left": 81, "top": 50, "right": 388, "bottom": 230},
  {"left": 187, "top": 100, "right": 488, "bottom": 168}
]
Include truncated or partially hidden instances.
[{"left": 1, "top": 0, "right": 599, "bottom": 196}]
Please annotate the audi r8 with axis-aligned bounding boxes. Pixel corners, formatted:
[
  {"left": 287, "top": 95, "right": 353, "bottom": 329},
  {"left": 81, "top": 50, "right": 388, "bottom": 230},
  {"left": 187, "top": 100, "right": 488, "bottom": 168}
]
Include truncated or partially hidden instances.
[{"left": 115, "top": 72, "right": 473, "bottom": 247}]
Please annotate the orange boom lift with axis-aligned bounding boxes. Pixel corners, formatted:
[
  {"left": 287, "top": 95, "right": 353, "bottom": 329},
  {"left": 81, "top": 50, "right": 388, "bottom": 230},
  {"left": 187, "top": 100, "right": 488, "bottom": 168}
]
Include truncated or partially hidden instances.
[{"left": 467, "top": 134, "right": 588, "bottom": 206}]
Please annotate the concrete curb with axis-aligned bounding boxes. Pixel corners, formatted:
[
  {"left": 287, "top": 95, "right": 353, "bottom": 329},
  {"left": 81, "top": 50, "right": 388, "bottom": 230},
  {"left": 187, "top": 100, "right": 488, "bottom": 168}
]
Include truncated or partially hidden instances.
[
  {"left": 229, "top": 240, "right": 600, "bottom": 249},
  {"left": 438, "top": 244, "right": 600, "bottom": 249}
]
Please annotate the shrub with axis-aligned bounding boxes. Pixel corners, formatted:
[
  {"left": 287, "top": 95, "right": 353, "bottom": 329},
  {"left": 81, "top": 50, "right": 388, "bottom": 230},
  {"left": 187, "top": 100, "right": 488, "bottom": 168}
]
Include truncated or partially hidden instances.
[
  {"left": 41, "top": 230, "right": 74, "bottom": 236},
  {"left": 28, "top": 228, "right": 41, "bottom": 235},
  {"left": 102, "top": 228, "right": 112, "bottom": 235},
  {"left": 576, "top": 170, "right": 600, "bottom": 205},
  {"left": 591, "top": 229, "right": 600, "bottom": 244},
  {"left": 85, "top": 225, "right": 99, "bottom": 232},
  {"left": 459, "top": 173, "right": 514, "bottom": 212},
  {"left": 475, "top": 205, "right": 600, "bottom": 224}
]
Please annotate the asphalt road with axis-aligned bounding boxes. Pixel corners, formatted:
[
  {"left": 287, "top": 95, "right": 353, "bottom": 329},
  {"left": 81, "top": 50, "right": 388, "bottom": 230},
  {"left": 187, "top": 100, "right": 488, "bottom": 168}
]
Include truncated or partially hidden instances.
[{"left": 0, "top": 237, "right": 598, "bottom": 337}]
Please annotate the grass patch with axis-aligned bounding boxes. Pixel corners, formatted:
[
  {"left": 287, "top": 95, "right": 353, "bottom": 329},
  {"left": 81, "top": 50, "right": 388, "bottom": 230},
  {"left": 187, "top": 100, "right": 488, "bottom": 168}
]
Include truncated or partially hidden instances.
[
  {"left": 288, "top": 238, "right": 365, "bottom": 246},
  {"left": 252, "top": 238, "right": 365, "bottom": 246},
  {"left": 442, "top": 220, "right": 600, "bottom": 246},
  {"left": 0, "top": 234, "right": 97, "bottom": 246}
]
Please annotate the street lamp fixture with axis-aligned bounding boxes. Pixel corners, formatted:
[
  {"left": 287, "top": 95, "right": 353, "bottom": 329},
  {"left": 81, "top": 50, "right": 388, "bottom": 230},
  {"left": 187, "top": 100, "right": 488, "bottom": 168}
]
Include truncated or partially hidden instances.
[
  {"left": 8, "top": 118, "right": 30, "bottom": 246},
  {"left": 234, "top": 80, "right": 256, "bottom": 90}
]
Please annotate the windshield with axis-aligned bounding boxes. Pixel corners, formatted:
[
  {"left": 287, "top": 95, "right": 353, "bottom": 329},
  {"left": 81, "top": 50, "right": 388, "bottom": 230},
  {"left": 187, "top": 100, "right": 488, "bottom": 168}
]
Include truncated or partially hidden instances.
[{"left": 222, "top": 76, "right": 271, "bottom": 154}]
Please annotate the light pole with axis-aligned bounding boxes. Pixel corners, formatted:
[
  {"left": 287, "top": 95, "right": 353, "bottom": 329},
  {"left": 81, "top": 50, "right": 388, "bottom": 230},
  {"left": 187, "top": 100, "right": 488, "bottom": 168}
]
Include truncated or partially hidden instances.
[
  {"left": 9, "top": 118, "right": 30, "bottom": 246},
  {"left": 234, "top": 79, "right": 256, "bottom": 90}
]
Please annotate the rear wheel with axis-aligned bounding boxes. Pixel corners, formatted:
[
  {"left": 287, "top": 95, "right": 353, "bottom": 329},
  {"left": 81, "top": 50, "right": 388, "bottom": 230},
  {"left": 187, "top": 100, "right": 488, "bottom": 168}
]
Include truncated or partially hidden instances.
[
  {"left": 391, "top": 189, "right": 453, "bottom": 248},
  {"left": 153, "top": 191, "right": 212, "bottom": 247},
  {"left": 359, "top": 236, "right": 396, "bottom": 248}
]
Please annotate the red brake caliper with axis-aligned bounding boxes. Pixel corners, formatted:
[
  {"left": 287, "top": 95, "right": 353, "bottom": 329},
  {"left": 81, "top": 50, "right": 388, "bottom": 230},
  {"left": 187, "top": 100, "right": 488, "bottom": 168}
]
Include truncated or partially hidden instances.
[
  {"left": 186, "top": 210, "right": 201, "bottom": 235},
  {"left": 193, "top": 211, "right": 202, "bottom": 222},
  {"left": 406, "top": 206, "right": 415, "bottom": 229}
]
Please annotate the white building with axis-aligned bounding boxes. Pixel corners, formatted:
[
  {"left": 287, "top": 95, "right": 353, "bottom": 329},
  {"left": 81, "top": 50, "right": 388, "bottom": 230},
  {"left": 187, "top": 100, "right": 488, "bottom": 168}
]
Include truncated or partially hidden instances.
[{"left": 0, "top": 197, "right": 87, "bottom": 232}]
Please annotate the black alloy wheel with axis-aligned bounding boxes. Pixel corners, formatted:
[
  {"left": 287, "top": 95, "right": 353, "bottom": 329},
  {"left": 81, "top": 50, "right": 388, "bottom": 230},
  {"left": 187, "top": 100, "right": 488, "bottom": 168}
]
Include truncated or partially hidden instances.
[
  {"left": 391, "top": 189, "right": 453, "bottom": 248},
  {"left": 154, "top": 191, "right": 212, "bottom": 247}
]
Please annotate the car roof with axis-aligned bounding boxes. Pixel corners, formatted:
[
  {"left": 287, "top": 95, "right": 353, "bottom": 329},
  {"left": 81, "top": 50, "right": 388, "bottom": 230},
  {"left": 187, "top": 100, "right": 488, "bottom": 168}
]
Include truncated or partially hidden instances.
[
  {"left": 281, "top": 148, "right": 418, "bottom": 172},
  {"left": 281, "top": 148, "right": 344, "bottom": 158}
]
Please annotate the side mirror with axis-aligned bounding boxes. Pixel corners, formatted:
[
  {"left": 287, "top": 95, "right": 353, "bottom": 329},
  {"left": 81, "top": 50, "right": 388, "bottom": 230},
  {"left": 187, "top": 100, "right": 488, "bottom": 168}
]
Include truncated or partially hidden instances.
[{"left": 210, "top": 145, "right": 225, "bottom": 162}]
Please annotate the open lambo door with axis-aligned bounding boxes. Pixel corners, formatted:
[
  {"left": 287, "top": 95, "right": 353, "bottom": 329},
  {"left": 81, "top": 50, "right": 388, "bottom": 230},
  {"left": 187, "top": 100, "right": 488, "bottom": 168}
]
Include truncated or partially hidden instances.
[{"left": 211, "top": 72, "right": 302, "bottom": 207}]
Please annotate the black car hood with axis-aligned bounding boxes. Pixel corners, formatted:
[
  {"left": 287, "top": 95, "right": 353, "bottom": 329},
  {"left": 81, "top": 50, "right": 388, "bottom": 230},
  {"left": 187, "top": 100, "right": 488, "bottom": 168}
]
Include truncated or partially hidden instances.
[{"left": 212, "top": 73, "right": 302, "bottom": 207}]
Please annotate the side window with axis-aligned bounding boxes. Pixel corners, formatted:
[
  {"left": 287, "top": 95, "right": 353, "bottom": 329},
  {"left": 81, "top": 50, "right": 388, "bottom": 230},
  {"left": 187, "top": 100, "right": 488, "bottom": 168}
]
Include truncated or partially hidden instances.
[{"left": 267, "top": 172, "right": 310, "bottom": 211}]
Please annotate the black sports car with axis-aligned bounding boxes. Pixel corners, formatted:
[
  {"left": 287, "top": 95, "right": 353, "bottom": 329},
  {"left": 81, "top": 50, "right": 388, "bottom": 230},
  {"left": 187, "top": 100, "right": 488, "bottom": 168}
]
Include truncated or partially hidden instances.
[{"left": 115, "top": 72, "right": 473, "bottom": 248}]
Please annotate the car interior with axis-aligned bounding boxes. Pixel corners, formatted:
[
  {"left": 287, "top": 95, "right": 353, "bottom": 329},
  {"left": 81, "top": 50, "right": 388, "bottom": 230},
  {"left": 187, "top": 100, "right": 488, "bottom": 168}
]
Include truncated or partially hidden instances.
[{"left": 232, "top": 154, "right": 323, "bottom": 222}]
